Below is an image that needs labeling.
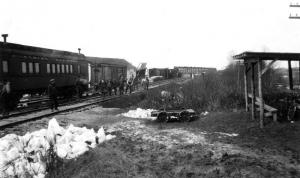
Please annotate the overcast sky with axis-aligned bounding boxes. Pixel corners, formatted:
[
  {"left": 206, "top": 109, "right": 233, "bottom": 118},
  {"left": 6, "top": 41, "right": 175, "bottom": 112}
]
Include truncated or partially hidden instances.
[{"left": 1, "top": 0, "right": 300, "bottom": 69}]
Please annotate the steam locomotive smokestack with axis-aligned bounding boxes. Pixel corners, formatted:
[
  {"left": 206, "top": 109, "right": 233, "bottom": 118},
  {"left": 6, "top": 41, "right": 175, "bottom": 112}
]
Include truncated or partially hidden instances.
[
  {"left": 2, "top": 34, "right": 8, "bottom": 43},
  {"left": 78, "top": 48, "right": 81, "bottom": 54}
]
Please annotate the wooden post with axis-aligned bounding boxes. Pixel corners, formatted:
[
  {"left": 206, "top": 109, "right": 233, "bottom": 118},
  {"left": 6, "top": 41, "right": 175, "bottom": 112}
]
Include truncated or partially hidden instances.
[
  {"left": 251, "top": 62, "right": 256, "bottom": 120},
  {"left": 244, "top": 62, "right": 248, "bottom": 112},
  {"left": 258, "top": 60, "right": 264, "bottom": 128},
  {"left": 299, "top": 61, "right": 300, "bottom": 85},
  {"left": 288, "top": 60, "right": 293, "bottom": 90},
  {"left": 237, "top": 60, "right": 240, "bottom": 92}
]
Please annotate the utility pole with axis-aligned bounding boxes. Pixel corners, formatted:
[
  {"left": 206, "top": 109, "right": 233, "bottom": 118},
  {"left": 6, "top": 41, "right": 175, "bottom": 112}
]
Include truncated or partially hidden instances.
[
  {"left": 289, "top": 2, "right": 300, "bottom": 19},
  {"left": 237, "top": 60, "right": 241, "bottom": 92},
  {"left": 289, "top": 2, "right": 300, "bottom": 85}
]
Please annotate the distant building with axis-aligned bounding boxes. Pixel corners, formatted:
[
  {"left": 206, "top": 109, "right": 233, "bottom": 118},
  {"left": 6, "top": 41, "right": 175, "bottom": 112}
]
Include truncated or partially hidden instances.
[
  {"left": 174, "top": 66, "right": 217, "bottom": 78},
  {"left": 149, "top": 68, "right": 169, "bottom": 77}
]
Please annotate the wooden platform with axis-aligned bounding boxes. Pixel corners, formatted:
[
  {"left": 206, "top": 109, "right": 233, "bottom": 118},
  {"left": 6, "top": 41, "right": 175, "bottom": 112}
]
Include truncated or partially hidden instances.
[{"left": 248, "top": 94, "right": 278, "bottom": 122}]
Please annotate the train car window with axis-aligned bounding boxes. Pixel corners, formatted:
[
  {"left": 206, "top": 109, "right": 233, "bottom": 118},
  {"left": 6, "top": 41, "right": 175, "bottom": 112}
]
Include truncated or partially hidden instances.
[
  {"left": 28, "top": 62, "right": 33, "bottom": 73},
  {"left": 52, "top": 64, "right": 56, "bottom": 74},
  {"left": 70, "top": 65, "right": 73, "bottom": 73},
  {"left": 2, "top": 60, "right": 8, "bottom": 73},
  {"left": 22, "top": 62, "right": 27, "bottom": 73},
  {"left": 47, "top": 64, "right": 51, "bottom": 73},
  {"left": 57, "top": 64, "right": 60, "bottom": 73},
  {"left": 35, "top": 63, "right": 40, "bottom": 73},
  {"left": 61, "top": 64, "right": 65, "bottom": 73},
  {"left": 66, "top": 65, "right": 69, "bottom": 73}
]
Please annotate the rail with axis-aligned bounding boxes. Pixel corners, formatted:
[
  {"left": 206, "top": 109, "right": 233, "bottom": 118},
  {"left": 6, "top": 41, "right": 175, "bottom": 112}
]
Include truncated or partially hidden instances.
[{"left": 0, "top": 78, "right": 187, "bottom": 129}]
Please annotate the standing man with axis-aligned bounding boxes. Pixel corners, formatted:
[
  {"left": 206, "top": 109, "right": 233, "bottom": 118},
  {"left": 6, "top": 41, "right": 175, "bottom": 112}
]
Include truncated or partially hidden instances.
[
  {"left": 113, "top": 80, "right": 118, "bottom": 95},
  {"left": 0, "top": 80, "right": 11, "bottom": 117},
  {"left": 107, "top": 80, "right": 112, "bottom": 96},
  {"left": 119, "top": 78, "right": 125, "bottom": 95},
  {"left": 145, "top": 77, "right": 149, "bottom": 90},
  {"left": 48, "top": 79, "right": 59, "bottom": 111},
  {"left": 126, "top": 75, "right": 134, "bottom": 94},
  {"left": 75, "top": 77, "right": 82, "bottom": 98}
]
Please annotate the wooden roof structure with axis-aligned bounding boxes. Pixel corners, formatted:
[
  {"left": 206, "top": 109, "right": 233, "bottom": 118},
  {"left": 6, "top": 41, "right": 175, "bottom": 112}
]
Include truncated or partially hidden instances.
[
  {"left": 86, "top": 56, "right": 129, "bottom": 67},
  {"left": 233, "top": 51, "right": 300, "bottom": 128},
  {"left": 234, "top": 51, "right": 300, "bottom": 61}
]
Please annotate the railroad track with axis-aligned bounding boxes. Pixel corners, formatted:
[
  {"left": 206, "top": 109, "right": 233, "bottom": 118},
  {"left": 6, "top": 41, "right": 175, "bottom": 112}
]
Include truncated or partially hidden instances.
[
  {"left": 0, "top": 78, "right": 186, "bottom": 129},
  {"left": 2, "top": 79, "right": 174, "bottom": 119}
]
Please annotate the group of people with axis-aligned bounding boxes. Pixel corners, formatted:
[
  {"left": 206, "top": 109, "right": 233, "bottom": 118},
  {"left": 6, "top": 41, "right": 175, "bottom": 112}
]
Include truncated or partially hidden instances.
[
  {"left": 95, "top": 76, "right": 134, "bottom": 96},
  {"left": 95, "top": 75, "right": 150, "bottom": 96}
]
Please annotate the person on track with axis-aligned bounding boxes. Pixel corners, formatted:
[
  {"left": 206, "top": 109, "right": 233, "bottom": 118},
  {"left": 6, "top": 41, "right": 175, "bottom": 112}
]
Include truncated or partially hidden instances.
[
  {"left": 126, "top": 76, "right": 134, "bottom": 94},
  {"left": 0, "top": 80, "right": 11, "bottom": 117},
  {"left": 112, "top": 80, "right": 118, "bottom": 95},
  {"left": 75, "top": 77, "right": 83, "bottom": 98},
  {"left": 119, "top": 78, "right": 125, "bottom": 95},
  {"left": 107, "top": 80, "right": 112, "bottom": 96},
  {"left": 48, "top": 79, "right": 59, "bottom": 112},
  {"left": 99, "top": 80, "right": 106, "bottom": 96}
]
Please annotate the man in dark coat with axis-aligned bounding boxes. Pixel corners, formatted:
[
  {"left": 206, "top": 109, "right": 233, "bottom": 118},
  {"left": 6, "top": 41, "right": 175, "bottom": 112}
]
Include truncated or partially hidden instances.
[
  {"left": 112, "top": 80, "right": 118, "bottom": 95},
  {"left": 119, "top": 78, "right": 125, "bottom": 95},
  {"left": 145, "top": 77, "right": 149, "bottom": 90},
  {"left": 48, "top": 79, "right": 59, "bottom": 111},
  {"left": 0, "top": 80, "right": 11, "bottom": 117},
  {"left": 75, "top": 77, "right": 83, "bottom": 98},
  {"left": 107, "top": 80, "right": 112, "bottom": 96}
]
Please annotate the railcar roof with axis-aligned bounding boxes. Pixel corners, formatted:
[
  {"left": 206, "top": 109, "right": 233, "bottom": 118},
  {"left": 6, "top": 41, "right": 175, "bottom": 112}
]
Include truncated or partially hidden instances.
[
  {"left": 233, "top": 51, "right": 300, "bottom": 61},
  {"left": 0, "top": 42, "right": 84, "bottom": 58},
  {"left": 86, "top": 56, "right": 134, "bottom": 68}
]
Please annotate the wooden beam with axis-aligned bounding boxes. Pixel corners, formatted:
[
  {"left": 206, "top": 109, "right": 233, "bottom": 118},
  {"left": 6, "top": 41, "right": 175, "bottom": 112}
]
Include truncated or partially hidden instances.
[
  {"left": 288, "top": 60, "right": 294, "bottom": 90},
  {"left": 246, "top": 61, "right": 256, "bottom": 73},
  {"left": 244, "top": 63, "right": 248, "bottom": 112},
  {"left": 289, "top": 16, "right": 300, "bottom": 19},
  {"left": 251, "top": 62, "right": 256, "bottom": 120},
  {"left": 290, "top": 4, "right": 300, "bottom": 7},
  {"left": 237, "top": 61, "right": 240, "bottom": 92},
  {"left": 258, "top": 60, "right": 264, "bottom": 128},
  {"left": 262, "top": 60, "right": 276, "bottom": 75},
  {"left": 248, "top": 93, "right": 278, "bottom": 122}
]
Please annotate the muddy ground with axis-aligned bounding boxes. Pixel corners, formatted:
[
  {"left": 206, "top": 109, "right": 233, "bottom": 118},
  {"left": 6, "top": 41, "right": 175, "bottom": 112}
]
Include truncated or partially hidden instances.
[{"left": 1, "top": 105, "right": 300, "bottom": 178}]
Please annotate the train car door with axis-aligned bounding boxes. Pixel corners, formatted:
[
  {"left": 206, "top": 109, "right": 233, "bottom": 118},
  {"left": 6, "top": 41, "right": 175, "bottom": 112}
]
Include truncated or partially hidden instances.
[{"left": 104, "top": 66, "right": 112, "bottom": 80}]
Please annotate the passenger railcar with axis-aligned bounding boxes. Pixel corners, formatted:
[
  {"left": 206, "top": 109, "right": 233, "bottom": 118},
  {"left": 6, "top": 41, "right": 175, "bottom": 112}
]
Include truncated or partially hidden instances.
[{"left": 0, "top": 42, "right": 89, "bottom": 101}]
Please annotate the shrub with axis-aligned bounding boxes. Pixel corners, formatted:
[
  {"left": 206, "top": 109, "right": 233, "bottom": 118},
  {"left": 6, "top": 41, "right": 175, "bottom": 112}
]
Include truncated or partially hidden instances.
[{"left": 138, "top": 72, "right": 245, "bottom": 113}]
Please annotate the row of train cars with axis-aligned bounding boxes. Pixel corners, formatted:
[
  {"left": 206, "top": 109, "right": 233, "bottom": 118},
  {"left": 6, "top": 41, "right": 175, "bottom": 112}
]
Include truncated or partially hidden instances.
[{"left": 0, "top": 40, "right": 180, "bottom": 107}]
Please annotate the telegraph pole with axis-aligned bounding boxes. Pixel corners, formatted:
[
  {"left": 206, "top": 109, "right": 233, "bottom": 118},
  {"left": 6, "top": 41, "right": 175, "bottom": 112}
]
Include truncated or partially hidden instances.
[
  {"left": 289, "top": 2, "right": 300, "bottom": 85},
  {"left": 290, "top": 2, "right": 300, "bottom": 19}
]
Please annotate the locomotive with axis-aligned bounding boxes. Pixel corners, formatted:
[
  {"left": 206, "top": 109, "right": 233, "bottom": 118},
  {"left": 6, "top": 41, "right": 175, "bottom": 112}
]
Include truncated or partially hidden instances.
[{"left": 0, "top": 41, "right": 91, "bottom": 106}]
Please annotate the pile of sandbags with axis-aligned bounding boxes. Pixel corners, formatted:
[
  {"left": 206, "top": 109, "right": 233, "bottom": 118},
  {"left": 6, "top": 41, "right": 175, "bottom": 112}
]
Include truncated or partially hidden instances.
[{"left": 0, "top": 118, "right": 115, "bottom": 178}]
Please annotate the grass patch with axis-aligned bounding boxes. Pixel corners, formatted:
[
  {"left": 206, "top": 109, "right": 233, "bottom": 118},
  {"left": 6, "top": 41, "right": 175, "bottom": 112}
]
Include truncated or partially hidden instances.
[{"left": 137, "top": 74, "right": 244, "bottom": 113}]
